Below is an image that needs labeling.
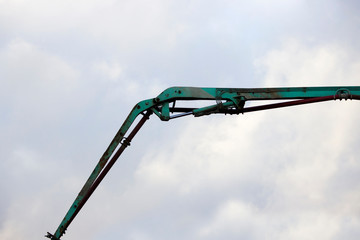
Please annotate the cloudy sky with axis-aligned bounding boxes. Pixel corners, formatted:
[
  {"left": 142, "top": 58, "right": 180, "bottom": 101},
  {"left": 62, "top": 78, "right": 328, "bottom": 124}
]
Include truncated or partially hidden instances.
[{"left": 1, "top": 0, "right": 360, "bottom": 240}]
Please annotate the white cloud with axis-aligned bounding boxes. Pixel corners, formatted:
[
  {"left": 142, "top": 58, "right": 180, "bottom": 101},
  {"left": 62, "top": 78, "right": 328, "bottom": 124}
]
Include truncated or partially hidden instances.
[
  {"left": 94, "top": 61, "right": 124, "bottom": 82},
  {"left": 0, "top": 38, "right": 82, "bottom": 126},
  {"left": 0, "top": 39, "right": 91, "bottom": 240},
  {"left": 197, "top": 199, "right": 342, "bottom": 240},
  {"left": 198, "top": 199, "right": 264, "bottom": 239},
  {"left": 1, "top": 1, "right": 360, "bottom": 240},
  {"left": 255, "top": 39, "right": 360, "bottom": 86}
]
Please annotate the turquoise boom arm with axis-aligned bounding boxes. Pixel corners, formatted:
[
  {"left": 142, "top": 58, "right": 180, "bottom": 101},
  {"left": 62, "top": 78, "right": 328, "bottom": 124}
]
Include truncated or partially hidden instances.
[{"left": 46, "top": 86, "right": 360, "bottom": 240}]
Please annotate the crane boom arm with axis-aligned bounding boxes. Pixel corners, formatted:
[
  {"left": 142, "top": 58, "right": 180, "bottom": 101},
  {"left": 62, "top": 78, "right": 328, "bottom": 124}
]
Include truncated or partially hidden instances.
[{"left": 46, "top": 86, "right": 360, "bottom": 240}]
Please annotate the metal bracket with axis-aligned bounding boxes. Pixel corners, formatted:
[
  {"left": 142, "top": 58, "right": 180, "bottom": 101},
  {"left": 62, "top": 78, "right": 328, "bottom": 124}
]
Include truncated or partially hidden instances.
[
  {"left": 45, "top": 232, "right": 59, "bottom": 240},
  {"left": 335, "top": 88, "right": 351, "bottom": 100}
]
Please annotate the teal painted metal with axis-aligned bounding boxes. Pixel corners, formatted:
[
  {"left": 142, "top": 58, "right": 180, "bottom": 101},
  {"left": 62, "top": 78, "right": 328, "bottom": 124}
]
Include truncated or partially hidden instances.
[{"left": 47, "top": 86, "right": 360, "bottom": 240}]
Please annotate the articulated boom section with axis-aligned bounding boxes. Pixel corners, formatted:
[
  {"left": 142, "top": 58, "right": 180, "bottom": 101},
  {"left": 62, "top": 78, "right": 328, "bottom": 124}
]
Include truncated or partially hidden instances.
[
  {"left": 138, "top": 86, "right": 360, "bottom": 120},
  {"left": 47, "top": 86, "right": 360, "bottom": 240}
]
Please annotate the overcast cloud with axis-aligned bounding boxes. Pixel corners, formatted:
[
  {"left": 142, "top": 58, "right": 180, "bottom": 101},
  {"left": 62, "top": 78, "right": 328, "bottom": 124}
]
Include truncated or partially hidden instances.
[{"left": 1, "top": 1, "right": 360, "bottom": 240}]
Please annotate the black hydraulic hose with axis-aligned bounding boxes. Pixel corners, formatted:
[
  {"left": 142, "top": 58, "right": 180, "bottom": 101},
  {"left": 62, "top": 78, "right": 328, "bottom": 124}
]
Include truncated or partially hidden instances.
[{"left": 242, "top": 96, "right": 335, "bottom": 113}]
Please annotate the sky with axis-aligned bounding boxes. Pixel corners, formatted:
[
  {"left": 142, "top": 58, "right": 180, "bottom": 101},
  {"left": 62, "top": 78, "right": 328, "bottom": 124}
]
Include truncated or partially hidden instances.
[{"left": 0, "top": 0, "right": 360, "bottom": 240}]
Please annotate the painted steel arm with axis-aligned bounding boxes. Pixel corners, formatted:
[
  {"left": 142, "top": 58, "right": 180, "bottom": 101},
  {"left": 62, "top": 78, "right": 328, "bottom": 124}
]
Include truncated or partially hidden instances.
[{"left": 46, "top": 86, "right": 360, "bottom": 240}]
